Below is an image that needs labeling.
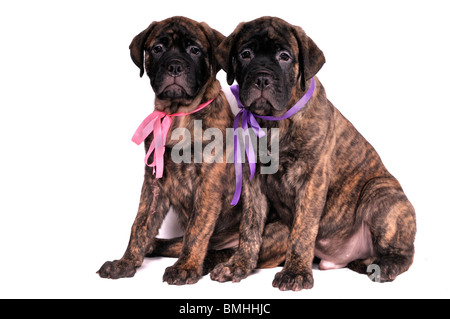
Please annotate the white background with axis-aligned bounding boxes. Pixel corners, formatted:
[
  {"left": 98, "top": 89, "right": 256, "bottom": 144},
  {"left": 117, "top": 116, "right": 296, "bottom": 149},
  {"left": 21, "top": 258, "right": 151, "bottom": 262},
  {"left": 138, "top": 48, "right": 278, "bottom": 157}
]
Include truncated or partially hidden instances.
[{"left": 1, "top": 0, "right": 449, "bottom": 299}]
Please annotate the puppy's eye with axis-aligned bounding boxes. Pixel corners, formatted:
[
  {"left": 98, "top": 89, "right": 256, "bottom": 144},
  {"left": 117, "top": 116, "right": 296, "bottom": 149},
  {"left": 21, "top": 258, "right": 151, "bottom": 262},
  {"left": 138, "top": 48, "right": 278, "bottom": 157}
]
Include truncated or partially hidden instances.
[
  {"left": 188, "top": 46, "right": 201, "bottom": 56},
  {"left": 279, "top": 52, "right": 291, "bottom": 62},
  {"left": 240, "top": 49, "right": 253, "bottom": 60},
  {"left": 152, "top": 45, "right": 164, "bottom": 54}
]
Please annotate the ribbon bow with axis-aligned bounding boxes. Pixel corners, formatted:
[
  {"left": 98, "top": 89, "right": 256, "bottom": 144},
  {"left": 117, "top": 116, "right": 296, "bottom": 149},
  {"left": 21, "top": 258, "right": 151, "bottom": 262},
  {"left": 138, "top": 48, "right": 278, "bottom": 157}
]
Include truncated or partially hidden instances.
[
  {"left": 131, "top": 99, "right": 214, "bottom": 179},
  {"left": 230, "top": 77, "right": 316, "bottom": 205}
]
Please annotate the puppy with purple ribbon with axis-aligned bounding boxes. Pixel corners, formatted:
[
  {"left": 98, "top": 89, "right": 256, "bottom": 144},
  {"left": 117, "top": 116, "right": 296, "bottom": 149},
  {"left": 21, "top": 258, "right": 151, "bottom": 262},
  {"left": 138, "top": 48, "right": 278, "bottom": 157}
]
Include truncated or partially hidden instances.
[{"left": 210, "top": 16, "right": 416, "bottom": 291}]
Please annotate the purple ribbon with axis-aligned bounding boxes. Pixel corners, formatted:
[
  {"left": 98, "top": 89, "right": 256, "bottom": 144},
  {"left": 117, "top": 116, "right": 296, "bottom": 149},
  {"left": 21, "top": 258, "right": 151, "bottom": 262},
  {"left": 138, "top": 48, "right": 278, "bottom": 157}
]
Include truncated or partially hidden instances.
[{"left": 230, "top": 77, "right": 316, "bottom": 205}]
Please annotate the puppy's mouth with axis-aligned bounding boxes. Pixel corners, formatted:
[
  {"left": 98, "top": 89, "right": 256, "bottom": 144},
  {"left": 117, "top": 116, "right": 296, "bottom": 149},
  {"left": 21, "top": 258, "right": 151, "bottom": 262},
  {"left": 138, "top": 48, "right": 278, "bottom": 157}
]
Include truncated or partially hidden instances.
[
  {"left": 157, "top": 77, "right": 193, "bottom": 100},
  {"left": 247, "top": 97, "right": 271, "bottom": 114},
  {"left": 244, "top": 90, "right": 278, "bottom": 115},
  {"left": 162, "top": 83, "right": 187, "bottom": 98}
]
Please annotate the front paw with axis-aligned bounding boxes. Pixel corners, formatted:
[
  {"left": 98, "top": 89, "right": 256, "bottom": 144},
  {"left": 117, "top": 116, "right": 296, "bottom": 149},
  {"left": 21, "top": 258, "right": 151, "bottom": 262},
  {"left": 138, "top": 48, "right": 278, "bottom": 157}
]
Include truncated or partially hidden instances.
[
  {"left": 210, "top": 259, "right": 254, "bottom": 283},
  {"left": 163, "top": 263, "right": 202, "bottom": 285},
  {"left": 97, "top": 259, "right": 137, "bottom": 279},
  {"left": 272, "top": 269, "right": 314, "bottom": 291}
]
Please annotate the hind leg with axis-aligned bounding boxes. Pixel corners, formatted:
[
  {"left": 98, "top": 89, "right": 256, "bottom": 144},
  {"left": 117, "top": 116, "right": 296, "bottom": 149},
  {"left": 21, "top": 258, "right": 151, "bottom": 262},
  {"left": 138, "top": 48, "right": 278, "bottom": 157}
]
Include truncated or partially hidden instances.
[
  {"left": 148, "top": 237, "right": 184, "bottom": 258},
  {"left": 148, "top": 237, "right": 236, "bottom": 275},
  {"left": 150, "top": 220, "right": 289, "bottom": 281},
  {"left": 357, "top": 177, "right": 416, "bottom": 282},
  {"left": 256, "top": 220, "right": 289, "bottom": 268},
  {"left": 210, "top": 220, "right": 289, "bottom": 282}
]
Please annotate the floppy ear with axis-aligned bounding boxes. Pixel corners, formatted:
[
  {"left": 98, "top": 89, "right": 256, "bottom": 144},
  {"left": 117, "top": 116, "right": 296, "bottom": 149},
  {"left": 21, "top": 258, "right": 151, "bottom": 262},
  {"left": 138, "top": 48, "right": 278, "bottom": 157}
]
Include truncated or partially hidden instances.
[
  {"left": 292, "top": 26, "right": 325, "bottom": 91},
  {"left": 199, "top": 22, "right": 226, "bottom": 74},
  {"left": 216, "top": 22, "right": 245, "bottom": 85},
  {"left": 129, "top": 21, "right": 158, "bottom": 77}
]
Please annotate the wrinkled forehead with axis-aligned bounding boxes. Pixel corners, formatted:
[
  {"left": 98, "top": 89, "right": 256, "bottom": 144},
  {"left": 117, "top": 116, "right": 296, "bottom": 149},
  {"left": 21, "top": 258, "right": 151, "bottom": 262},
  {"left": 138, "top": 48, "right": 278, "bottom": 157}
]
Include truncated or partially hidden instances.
[
  {"left": 236, "top": 20, "right": 297, "bottom": 53},
  {"left": 145, "top": 19, "right": 208, "bottom": 49}
]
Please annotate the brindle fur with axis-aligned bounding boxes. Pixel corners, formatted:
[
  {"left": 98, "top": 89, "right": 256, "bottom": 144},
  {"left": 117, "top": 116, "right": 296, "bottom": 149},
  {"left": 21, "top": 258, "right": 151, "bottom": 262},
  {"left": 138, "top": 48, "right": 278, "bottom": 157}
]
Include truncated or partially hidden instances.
[
  {"left": 211, "top": 17, "right": 416, "bottom": 291},
  {"left": 97, "top": 17, "right": 289, "bottom": 285}
]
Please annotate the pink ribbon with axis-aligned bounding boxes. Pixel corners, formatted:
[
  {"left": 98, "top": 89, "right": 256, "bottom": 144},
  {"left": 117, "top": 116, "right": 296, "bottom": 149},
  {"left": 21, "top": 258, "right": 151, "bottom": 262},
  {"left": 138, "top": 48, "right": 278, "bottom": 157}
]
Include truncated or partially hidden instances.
[{"left": 131, "top": 99, "right": 214, "bottom": 179}]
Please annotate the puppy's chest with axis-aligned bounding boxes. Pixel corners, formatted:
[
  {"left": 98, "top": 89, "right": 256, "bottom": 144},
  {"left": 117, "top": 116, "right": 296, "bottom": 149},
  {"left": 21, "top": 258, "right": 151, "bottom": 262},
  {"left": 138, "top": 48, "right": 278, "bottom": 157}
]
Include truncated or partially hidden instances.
[
  {"left": 163, "top": 151, "right": 202, "bottom": 190},
  {"left": 270, "top": 141, "right": 305, "bottom": 184},
  {"left": 262, "top": 142, "right": 306, "bottom": 218},
  {"left": 263, "top": 165, "right": 298, "bottom": 220},
  {"left": 156, "top": 151, "right": 203, "bottom": 218}
]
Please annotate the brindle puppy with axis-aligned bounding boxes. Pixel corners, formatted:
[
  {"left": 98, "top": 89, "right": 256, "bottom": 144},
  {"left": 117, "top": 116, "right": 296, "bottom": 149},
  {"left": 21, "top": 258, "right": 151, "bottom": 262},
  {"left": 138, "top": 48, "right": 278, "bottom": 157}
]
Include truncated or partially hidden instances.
[
  {"left": 211, "top": 16, "right": 416, "bottom": 291},
  {"left": 98, "top": 17, "right": 289, "bottom": 285}
]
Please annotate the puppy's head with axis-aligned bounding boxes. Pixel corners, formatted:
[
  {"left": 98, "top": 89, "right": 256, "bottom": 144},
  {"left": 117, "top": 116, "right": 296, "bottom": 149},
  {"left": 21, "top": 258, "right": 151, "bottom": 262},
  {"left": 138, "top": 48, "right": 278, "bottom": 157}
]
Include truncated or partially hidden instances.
[
  {"left": 217, "top": 17, "right": 325, "bottom": 115},
  {"left": 130, "top": 17, "right": 224, "bottom": 110}
]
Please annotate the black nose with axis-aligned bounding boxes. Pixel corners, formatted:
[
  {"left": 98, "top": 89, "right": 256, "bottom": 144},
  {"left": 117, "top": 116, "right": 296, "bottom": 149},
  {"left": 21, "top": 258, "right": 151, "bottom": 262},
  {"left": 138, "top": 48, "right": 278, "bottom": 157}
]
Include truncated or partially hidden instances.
[
  {"left": 255, "top": 73, "right": 272, "bottom": 90},
  {"left": 167, "top": 60, "right": 185, "bottom": 77}
]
